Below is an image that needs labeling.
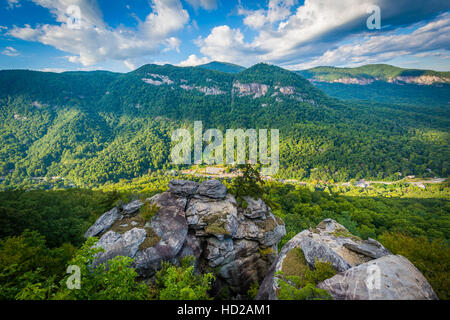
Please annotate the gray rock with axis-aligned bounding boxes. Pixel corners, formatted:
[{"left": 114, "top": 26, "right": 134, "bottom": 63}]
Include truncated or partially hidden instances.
[
  {"left": 93, "top": 228, "right": 147, "bottom": 266},
  {"left": 84, "top": 180, "right": 286, "bottom": 298},
  {"left": 256, "top": 229, "right": 306, "bottom": 300},
  {"left": 186, "top": 194, "right": 239, "bottom": 238},
  {"left": 300, "top": 236, "right": 351, "bottom": 272},
  {"left": 133, "top": 192, "right": 189, "bottom": 276},
  {"left": 168, "top": 180, "right": 200, "bottom": 197},
  {"left": 197, "top": 180, "right": 228, "bottom": 199},
  {"left": 218, "top": 239, "right": 269, "bottom": 291},
  {"left": 256, "top": 219, "right": 386, "bottom": 300},
  {"left": 317, "top": 255, "right": 438, "bottom": 300},
  {"left": 84, "top": 207, "right": 120, "bottom": 238},
  {"left": 205, "top": 237, "right": 234, "bottom": 267},
  {"left": 177, "top": 233, "right": 204, "bottom": 261},
  {"left": 344, "top": 238, "right": 391, "bottom": 259},
  {"left": 122, "top": 200, "right": 143, "bottom": 215},
  {"left": 242, "top": 197, "right": 269, "bottom": 219},
  {"left": 235, "top": 211, "right": 286, "bottom": 247}
]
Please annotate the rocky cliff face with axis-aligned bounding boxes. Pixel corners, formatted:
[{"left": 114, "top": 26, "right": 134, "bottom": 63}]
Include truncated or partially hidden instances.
[
  {"left": 85, "top": 179, "right": 286, "bottom": 297},
  {"left": 256, "top": 219, "right": 438, "bottom": 300}
]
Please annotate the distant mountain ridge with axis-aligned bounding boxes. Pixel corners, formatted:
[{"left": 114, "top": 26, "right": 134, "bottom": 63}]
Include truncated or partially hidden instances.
[
  {"left": 298, "top": 64, "right": 450, "bottom": 85},
  {"left": 196, "top": 61, "right": 246, "bottom": 74},
  {"left": 295, "top": 64, "right": 450, "bottom": 107}
]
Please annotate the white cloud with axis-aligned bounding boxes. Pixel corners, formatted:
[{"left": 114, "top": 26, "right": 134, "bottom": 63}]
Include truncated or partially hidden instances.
[
  {"left": 186, "top": 0, "right": 217, "bottom": 11},
  {"left": 178, "top": 54, "right": 210, "bottom": 66},
  {"left": 197, "top": 0, "right": 450, "bottom": 68},
  {"left": 287, "top": 13, "right": 450, "bottom": 69},
  {"left": 124, "top": 59, "right": 136, "bottom": 70},
  {"left": 39, "top": 67, "right": 67, "bottom": 73},
  {"left": 8, "top": 0, "right": 190, "bottom": 66},
  {"left": 239, "top": 0, "right": 296, "bottom": 29},
  {"left": 197, "top": 25, "right": 256, "bottom": 65},
  {"left": 6, "top": 0, "right": 21, "bottom": 9},
  {"left": 2, "top": 46, "right": 19, "bottom": 56}
]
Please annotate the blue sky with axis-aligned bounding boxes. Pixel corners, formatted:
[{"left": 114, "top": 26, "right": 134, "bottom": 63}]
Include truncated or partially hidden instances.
[{"left": 0, "top": 0, "right": 449, "bottom": 72}]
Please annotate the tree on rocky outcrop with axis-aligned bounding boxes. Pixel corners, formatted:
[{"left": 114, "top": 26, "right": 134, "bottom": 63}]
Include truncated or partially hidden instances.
[{"left": 231, "top": 163, "right": 265, "bottom": 203}]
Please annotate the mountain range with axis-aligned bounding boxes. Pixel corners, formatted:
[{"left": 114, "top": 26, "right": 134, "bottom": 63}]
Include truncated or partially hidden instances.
[{"left": 0, "top": 62, "right": 448, "bottom": 189}]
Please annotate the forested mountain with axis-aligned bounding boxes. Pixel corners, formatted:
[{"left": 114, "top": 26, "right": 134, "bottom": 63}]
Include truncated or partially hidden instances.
[
  {"left": 197, "top": 61, "right": 246, "bottom": 74},
  {"left": 298, "top": 64, "right": 450, "bottom": 107},
  {"left": 0, "top": 63, "right": 448, "bottom": 189}
]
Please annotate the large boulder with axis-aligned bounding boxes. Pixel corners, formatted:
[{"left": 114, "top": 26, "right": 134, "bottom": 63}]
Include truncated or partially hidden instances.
[
  {"left": 197, "top": 180, "right": 228, "bottom": 199},
  {"left": 185, "top": 194, "right": 239, "bottom": 239},
  {"left": 317, "top": 255, "right": 438, "bottom": 300},
  {"left": 85, "top": 179, "right": 285, "bottom": 297},
  {"left": 168, "top": 180, "right": 199, "bottom": 197},
  {"left": 256, "top": 219, "right": 436, "bottom": 300},
  {"left": 93, "top": 228, "right": 147, "bottom": 267},
  {"left": 84, "top": 207, "right": 121, "bottom": 238},
  {"left": 133, "top": 192, "right": 189, "bottom": 277}
]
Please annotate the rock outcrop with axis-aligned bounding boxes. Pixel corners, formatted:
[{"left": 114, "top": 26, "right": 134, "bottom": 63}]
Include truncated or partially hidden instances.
[
  {"left": 317, "top": 255, "right": 438, "bottom": 300},
  {"left": 85, "top": 179, "right": 286, "bottom": 297},
  {"left": 256, "top": 218, "right": 437, "bottom": 300},
  {"left": 233, "top": 81, "right": 270, "bottom": 98}
]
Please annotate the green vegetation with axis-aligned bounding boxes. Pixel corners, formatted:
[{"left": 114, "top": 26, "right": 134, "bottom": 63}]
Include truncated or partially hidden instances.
[
  {"left": 150, "top": 256, "right": 215, "bottom": 300},
  {"left": 140, "top": 202, "right": 160, "bottom": 222},
  {"left": 0, "top": 62, "right": 449, "bottom": 300},
  {"left": 0, "top": 230, "right": 75, "bottom": 300},
  {"left": 276, "top": 247, "right": 336, "bottom": 300},
  {"left": 230, "top": 163, "right": 265, "bottom": 201},
  {"left": 299, "top": 64, "right": 450, "bottom": 82},
  {"left": 298, "top": 64, "right": 450, "bottom": 107},
  {"left": 1, "top": 63, "right": 448, "bottom": 189},
  {"left": 0, "top": 175, "right": 448, "bottom": 300},
  {"left": 197, "top": 61, "right": 246, "bottom": 74},
  {"left": 0, "top": 189, "right": 120, "bottom": 248},
  {"left": 247, "top": 281, "right": 259, "bottom": 300},
  {"left": 2, "top": 236, "right": 150, "bottom": 300}
]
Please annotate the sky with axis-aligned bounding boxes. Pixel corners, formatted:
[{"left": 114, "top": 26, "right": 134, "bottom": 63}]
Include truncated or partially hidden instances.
[{"left": 0, "top": 0, "right": 449, "bottom": 73}]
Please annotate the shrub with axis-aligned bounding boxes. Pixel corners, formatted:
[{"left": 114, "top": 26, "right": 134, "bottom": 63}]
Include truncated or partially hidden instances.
[
  {"left": 141, "top": 202, "right": 160, "bottom": 222},
  {"left": 276, "top": 247, "right": 336, "bottom": 300},
  {"left": 151, "top": 256, "right": 215, "bottom": 300}
]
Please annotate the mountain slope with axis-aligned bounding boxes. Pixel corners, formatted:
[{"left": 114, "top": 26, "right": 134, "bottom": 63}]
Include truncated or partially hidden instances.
[
  {"left": 0, "top": 63, "right": 448, "bottom": 188},
  {"left": 299, "top": 64, "right": 450, "bottom": 84},
  {"left": 298, "top": 64, "right": 450, "bottom": 107},
  {"left": 197, "top": 61, "right": 246, "bottom": 74}
]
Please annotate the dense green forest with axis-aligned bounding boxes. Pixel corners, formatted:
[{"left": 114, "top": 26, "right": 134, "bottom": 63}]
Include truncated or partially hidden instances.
[
  {"left": 0, "top": 176, "right": 448, "bottom": 299},
  {"left": 0, "top": 63, "right": 448, "bottom": 189},
  {"left": 298, "top": 64, "right": 450, "bottom": 82},
  {"left": 296, "top": 64, "right": 450, "bottom": 107}
]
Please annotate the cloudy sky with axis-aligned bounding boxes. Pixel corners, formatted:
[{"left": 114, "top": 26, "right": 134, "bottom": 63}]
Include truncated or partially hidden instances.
[{"left": 0, "top": 0, "right": 449, "bottom": 72}]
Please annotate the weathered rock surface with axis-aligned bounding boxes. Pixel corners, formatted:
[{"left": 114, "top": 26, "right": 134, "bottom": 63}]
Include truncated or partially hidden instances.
[
  {"left": 168, "top": 179, "right": 199, "bottom": 197},
  {"left": 256, "top": 219, "right": 437, "bottom": 300},
  {"left": 86, "top": 179, "right": 286, "bottom": 297},
  {"left": 93, "top": 228, "right": 147, "bottom": 266},
  {"left": 196, "top": 179, "right": 228, "bottom": 199},
  {"left": 122, "top": 200, "right": 144, "bottom": 215},
  {"left": 84, "top": 207, "right": 120, "bottom": 238},
  {"left": 317, "top": 255, "right": 438, "bottom": 300}
]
